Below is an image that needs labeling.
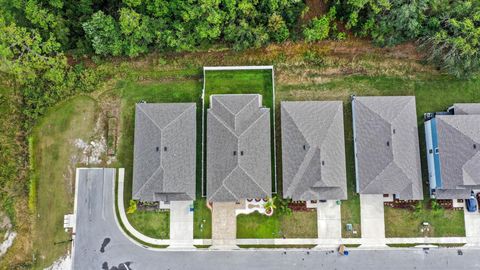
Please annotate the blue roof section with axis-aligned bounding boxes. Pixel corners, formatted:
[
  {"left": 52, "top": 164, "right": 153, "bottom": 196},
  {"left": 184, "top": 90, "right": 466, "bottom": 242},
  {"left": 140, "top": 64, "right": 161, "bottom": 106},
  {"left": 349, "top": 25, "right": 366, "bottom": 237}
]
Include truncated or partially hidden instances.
[{"left": 430, "top": 118, "right": 443, "bottom": 188}]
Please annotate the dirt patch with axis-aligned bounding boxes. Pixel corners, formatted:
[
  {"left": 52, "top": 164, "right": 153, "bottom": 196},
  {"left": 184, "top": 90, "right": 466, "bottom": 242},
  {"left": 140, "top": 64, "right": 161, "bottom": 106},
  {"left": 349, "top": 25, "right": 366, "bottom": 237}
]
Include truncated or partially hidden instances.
[{"left": 301, "top": 0, "right": 328, "bottom": 23}]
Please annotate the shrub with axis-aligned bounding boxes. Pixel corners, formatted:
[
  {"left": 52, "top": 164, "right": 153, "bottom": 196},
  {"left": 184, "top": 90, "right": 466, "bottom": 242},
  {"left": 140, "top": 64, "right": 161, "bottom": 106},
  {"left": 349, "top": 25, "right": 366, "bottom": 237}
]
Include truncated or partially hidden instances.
[
  {"left": 303, "top": 16, "right": 331, "bottom": 42},
  {"left": 127, "top": 199, "right": 138, "bottom": 214}
]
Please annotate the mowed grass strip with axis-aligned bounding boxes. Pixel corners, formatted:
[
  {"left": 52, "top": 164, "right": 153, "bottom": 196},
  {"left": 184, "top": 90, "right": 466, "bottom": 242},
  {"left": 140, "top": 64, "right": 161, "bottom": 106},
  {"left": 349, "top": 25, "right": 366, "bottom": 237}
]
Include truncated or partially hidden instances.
[{"left": 32, "top": 96, "right": 97, "bottom": 268}]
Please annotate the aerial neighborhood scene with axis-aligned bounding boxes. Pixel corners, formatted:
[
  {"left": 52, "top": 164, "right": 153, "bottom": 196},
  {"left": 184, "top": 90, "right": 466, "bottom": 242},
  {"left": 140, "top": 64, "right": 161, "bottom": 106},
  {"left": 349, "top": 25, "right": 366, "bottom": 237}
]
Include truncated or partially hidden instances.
[{"left": 0, "top": 1, "right": 479, "bottom": 270}]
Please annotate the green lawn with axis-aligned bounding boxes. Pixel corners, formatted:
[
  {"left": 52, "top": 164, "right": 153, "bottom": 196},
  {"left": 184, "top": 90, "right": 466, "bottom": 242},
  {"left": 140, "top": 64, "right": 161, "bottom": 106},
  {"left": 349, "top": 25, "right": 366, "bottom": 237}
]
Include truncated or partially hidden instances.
[
  {"left": 127, "top": 211, "right": 170, "bottom": 239},
  {"left": 193, "top": 198, "right": 212, "bottom": 239},
  {"left": 385, "top": 204, "right": 465, "bottom": 237},
  {"left": 237, "top": 211, "right": 317, "bottom": 238},
  {"left": 32, "top": 96, "right": 97, "bottom": 268}
]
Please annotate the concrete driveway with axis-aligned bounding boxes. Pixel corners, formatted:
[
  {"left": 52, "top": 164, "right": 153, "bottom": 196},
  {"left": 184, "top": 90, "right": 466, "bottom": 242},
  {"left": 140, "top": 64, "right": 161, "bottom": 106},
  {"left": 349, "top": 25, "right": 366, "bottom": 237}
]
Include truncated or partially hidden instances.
[
  {"left": 317, "top": 201, "right": 341, "bottom": 242},
  {"left": 360, "top": 194, "right": 386, "bottom": 246},
  {"left": 211, "top": 202, "right": 237, "bottom": 248},
  {"left": 464, "top": 207, "right": 480, "bottom": 246},
  {"left": 169, "top": 201, "right": 194, "bottom": 249}
]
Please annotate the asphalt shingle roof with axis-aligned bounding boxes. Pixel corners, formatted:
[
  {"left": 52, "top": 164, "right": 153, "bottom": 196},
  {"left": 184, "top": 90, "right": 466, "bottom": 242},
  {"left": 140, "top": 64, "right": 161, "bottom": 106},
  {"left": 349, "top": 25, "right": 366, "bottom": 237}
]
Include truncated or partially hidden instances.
[
  {"left": 132, "top": 103, "right": 196, "bottom": 202},
  {"left": 352, "top": 96, "right": 423, "bottom": 200},
  {"left": 434, "top": 114, "right": 480, "bottom": 199},
  {"left": 453, "top": 103, "right": 480, "bottom": 115},
  {"left": 281, "top": 101, "right": 347, "bottom": 201},
  {"left": 207, "top": 94, "right": 272, "bottom": 202}
]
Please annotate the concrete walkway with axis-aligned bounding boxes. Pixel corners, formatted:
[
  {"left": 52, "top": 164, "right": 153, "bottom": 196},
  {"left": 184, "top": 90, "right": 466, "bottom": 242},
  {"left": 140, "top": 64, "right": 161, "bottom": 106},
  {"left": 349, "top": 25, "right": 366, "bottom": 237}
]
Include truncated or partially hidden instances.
[
  {"left": 212, "top": 202, "right": 237, "bottom": 249},
  {"left": 169, "top": 201, "right": 194, "bottom": 249},
  {"left": 317, "top": 201, "right": 341, "bottom": 244},
  {"left": 360, "top": 194, "right": 386, "bottom": 246}
]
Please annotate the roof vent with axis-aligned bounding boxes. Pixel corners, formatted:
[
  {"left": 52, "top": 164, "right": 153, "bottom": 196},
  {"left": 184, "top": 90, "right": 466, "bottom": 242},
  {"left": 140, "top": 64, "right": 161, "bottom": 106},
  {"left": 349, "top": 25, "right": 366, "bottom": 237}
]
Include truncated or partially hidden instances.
[
  {"left": 303, "top": 145, "right": 306, "bottom": 150},
  {"left": 321, "top": 161, "right": 325, "bottom": 166},
  {"left": 393, "top": 129, "right": 396, "bottom": 134},
  {"left": 474, "top": 144, "right": 477, "bottom": 150},
  {"left": 240, "top": 151, "right": 244, "bottom": 156},
  {"left": 233, "top": 151, "right": 237, "bottom": 156},
  {"left": 386, "top": 141, "right": 390, "bottom": 147},
  {"left": 164, "top": 146, "right": 167, "bottom": 151},
  {"left": 156, "top": 147, "right": 159, "bottom": 152}
]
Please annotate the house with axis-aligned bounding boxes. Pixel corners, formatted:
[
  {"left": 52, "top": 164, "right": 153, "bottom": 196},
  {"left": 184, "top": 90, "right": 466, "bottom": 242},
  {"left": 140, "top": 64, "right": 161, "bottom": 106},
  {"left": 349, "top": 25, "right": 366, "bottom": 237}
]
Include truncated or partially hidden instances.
[
  {"left": 132, "top": 103, "right": 196, "bottom": 202},
  {"left": 352, "top": 96, "right": 423, "bottom": 200},
  {"left": 425, "top": 103, "right": 480, "bottom": 199},
  {"left": 281, "top": 101, "right": 347, "bottom": 201},
  {"left": 206, "top": 94, "right": 272, "bottom": 202}
]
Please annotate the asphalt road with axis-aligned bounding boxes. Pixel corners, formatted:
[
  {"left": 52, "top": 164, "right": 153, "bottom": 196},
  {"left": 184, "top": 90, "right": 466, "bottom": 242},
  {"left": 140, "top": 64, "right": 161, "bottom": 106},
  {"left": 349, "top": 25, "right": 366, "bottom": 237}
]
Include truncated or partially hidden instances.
[{"left": 73, "top": 168, "right": 480, "bottom": 270}]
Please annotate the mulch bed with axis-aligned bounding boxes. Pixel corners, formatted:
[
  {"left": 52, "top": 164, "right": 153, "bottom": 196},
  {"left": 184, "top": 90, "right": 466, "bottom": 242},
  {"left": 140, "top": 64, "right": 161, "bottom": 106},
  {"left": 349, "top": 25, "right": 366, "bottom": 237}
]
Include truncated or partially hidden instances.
[{"left": 288, "top": 201, "right": 315, "bottom": 212}]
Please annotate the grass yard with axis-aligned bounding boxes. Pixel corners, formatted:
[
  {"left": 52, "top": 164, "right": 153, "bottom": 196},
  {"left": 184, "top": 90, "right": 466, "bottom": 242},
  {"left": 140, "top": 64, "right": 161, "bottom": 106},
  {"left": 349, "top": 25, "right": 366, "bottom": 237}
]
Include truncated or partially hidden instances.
[
  {"left": 127, "top": 211, "right": 170, "bottom": 239},
  {"left": 31, "top": 96, "right": 97, "bottom": 268},
  {"left": 385, "top": 204, "right": 465, "bottom": 237},
  {"left": 237, "top": 211, "right": 317, "bottom": 238},
  {"left": 193, "top": 199, "right": 212, "bottom": 239}
]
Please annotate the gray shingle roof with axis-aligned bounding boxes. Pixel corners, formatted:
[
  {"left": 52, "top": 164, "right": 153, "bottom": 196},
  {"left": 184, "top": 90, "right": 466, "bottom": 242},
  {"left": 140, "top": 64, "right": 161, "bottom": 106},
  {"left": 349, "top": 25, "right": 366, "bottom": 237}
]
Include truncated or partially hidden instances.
[
  {"left": 434, "top": 115, "right": 480, "bottom": 199},
  {"left": 207, "top": 94, "right": 272, "bottom": 202},
  {"left": 453, "top": 103, "right": 480, "bottom": 115},
  {"left": 281, "top": 101, "right": 347, "bottom": 201},
  {"left": 352, "top": 96, "right": 423, "bottom": 200},
  {"left": 132, "top": 103, "right": 196, "bottom": 202}
]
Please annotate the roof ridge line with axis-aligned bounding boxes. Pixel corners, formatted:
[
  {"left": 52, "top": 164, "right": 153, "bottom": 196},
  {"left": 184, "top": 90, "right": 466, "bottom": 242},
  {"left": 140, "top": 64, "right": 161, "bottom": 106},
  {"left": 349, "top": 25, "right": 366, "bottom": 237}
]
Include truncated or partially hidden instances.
[
  {"left": 162, "top": 104, "right": 195, "bottom": 131},
  {"left": 237, "top": 109, "right": 269, "bottom": 138},
  {"left": 212, "top": 97, "right": 237, "bottom": 116},
  {"left": 209, "top": 165, "right": 240, "bottom": 201},
  {"left": 209, "top": 110, "right": 239, "bottom": 139},
  {"left": 234, "top": 95, "right": 258, "bottom": 117},
  {"left": 319, "top": 105, "right": 342, "bottom": 147},
  {"left": 238, "top": 165, "right": 270, "bottom": 197},
  {"left": 282, "top": 105, "right": 310, "bottom": 145},
  {"left": 136, "top": 105, "right": 163, "bottom": 131},
  {"left": 361, "top": 160, "right": 394, "bottom": 192},
  {"left": 439, "top": 116, "right": 480, "bottom": 144},
  {"left": 356, "top": 99, "right": 392, "bottom": 126},
  {"left": 286, "top": 147, "right": 317, "bottom": 197},
  {"left": 134, "top": 165, "right": 163, "bottom": 198},
  {"left": 390, "top": 97, "right": 415, "bottom": 123}
]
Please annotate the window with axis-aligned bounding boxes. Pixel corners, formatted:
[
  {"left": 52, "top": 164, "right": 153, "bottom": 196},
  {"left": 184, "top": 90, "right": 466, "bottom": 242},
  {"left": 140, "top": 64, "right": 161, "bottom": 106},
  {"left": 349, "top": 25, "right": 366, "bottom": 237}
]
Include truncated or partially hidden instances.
[
  {"left": 435, "top": 148, "right": 439, "bottom": 154},
  {"left": 429, "top": 149, "right": 433, "bottom": 154}
]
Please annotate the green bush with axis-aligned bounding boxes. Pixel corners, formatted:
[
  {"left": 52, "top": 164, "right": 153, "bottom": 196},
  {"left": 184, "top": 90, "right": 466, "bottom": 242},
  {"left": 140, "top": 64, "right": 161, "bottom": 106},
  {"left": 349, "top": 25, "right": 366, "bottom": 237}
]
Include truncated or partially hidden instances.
[
  {"left": 303, "top": 16, "right": 331, "bottom": 42},
  {"left": 127, "top": 200, "right": 138, "bottom": 214}
]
